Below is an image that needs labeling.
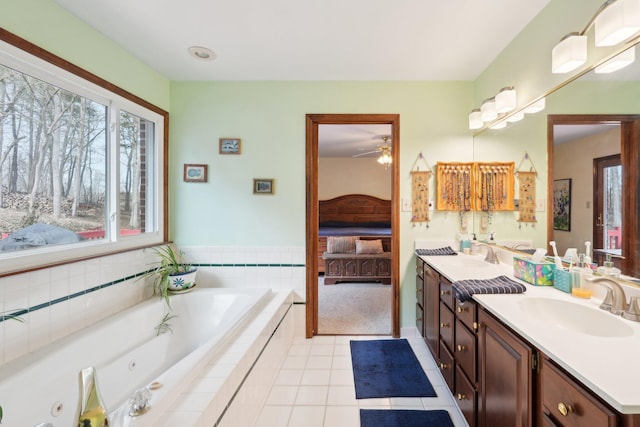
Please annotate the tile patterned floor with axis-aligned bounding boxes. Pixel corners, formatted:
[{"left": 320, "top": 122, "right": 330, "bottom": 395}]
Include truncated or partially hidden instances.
[{"left": 253, "top": 335, "right": 469, "bottom": 427}]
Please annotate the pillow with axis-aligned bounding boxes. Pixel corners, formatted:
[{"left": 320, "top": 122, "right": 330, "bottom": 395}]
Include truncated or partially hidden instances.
[
  {"left": 356, "top": 239, "right": 383, "bottom": 254},
  {"left": 326, "top": 236, "right": 358, "bottom": 253}
]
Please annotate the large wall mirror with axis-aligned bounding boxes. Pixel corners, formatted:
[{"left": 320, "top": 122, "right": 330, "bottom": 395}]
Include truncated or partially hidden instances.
[{"left": 473, "top": 42, "right": 640, "bottom": 277}]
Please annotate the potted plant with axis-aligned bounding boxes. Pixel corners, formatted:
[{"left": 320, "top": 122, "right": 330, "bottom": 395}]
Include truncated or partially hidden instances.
[{"left": 147, "top": 245, "right": 198, "bottom": 303}]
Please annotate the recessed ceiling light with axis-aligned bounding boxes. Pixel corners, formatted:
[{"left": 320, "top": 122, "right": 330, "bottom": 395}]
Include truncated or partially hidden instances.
[{"left": 187, "top": 46, "right": 216, "bottom": 61}]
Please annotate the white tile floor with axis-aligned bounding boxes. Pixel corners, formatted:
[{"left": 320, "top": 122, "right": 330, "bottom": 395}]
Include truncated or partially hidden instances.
[{"left": 253, "top": 335, "right": 469, "bottom": 427}]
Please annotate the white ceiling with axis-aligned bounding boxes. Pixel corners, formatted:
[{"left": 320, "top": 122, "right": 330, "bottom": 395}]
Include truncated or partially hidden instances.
[
  {"left": 52, "top": 0, "right": 550, "bottom": 81},
  {"left": 319, "top": 124, "right": 393, "bottom": 157}
]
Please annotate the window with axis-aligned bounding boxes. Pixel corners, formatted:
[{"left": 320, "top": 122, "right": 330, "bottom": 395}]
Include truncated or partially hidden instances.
[{"left": 0, "top": 32, "right": 167, "bottom": 275}]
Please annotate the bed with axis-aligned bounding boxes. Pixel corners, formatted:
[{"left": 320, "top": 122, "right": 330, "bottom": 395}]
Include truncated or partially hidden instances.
[{"left": 318, "top": 194, "right": 392, "bottom": 274}]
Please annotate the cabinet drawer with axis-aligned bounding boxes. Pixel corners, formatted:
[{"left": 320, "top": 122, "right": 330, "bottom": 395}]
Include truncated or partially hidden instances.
[
  {"left": 440, "top": 277, "right": 455, "bottom": 310},
  {"left": 439, "top": 340, "right": 455, "bottom": 393},
  {"left": 416, "top": 275, "right": 424, "bottom": 304},
  {"left": 540, "top": 358, "right": 616, "bottom": 427},
  {"left": 416, "top": 303, "right": 424, "bottom": 336},
  {"left": 455, "top": 299, "right": 477, "bottom": 332},
  {"left": 455, "top": 318, "right": 477, "bottom": 382},
  {"left": 439, "top": 301, "right": 455, "bottom": 353},
  {"left": 416, "top": 257, "right": 424, "bottom": 278},
  {"left": 456, "top": 364, "right": 477, "bottom": 427}
]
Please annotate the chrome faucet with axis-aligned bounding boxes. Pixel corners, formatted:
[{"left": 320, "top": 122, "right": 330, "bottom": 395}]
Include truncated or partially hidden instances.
[
  {"left": 475, "top": 242, "right": 500, "bottom": 264},
  {"left": 77, "top": 366, "right": 109, "bottom": 427},
  {"left": 589, "top": 277, "right": 628, "bottom": 315}
]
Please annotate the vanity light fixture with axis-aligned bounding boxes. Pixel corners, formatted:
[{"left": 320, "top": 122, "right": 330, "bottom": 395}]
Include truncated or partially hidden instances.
[
  {"left": 595, "top": 45, "right": 636, "bottom": 72},
  {"left": 552, "top": 0, "right": 640, "bottom": 73},
  {"left": 480, "top": 97, "right": 498, "bottom": 122},
  {"left": 552, "top": 33, "right": 588, "bottom": 73},
  {"left": 490, "top": 121, "right": 507, "bottom": 130},
  {"left": 523, "top": 97, "right": 546, "bottom": 114},
  {"left": 506, "top": 111, "right": 525, "bottom": 123},
  {"left": 594, "top": 0, "right": 640, "bottom": 46},
  {"left": 469, "top": 109, "right": 483, "bottom": 129},
  {"left": 187, "top": 46, "right": 216, "bottom": 61},
  {"left": 495, "top": 87, "right": 517, "bottom": 113}
]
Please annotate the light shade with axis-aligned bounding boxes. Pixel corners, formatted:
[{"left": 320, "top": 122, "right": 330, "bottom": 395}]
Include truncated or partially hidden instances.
[
  {"left": 595, "top": 46, "right": 636, "bottom": 72},
  {"left": 524, "top": 97, "right": 546, "bottom": 114},
  {"left": 490, "top": 121, "right": 507, "bottom": 130},
  {"left": 595, "top": 0, "right": 640, "bottom": 47},
  {"left": 552, "top": 34, "right": 587, "bottom": 73},
  {"left": 495, "top": 87, "right": 517, "bottom": 113},
  {"left": 377, "top": 147, "right": 392, "bottom": 168},
  {"left": 469, "top": 109, "right": 483, "bottom": 129},
  {"left": 480, "top": 98, "right": 497, "bottom": 122},
  {"left": 506, "top": 111, "right": 525, "bottom": 123}
]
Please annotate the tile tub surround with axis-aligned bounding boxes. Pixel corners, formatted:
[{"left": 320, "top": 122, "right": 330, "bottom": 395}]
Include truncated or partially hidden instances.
[{"left": 0, "top": 245, "right": 306, "bottom": 366}]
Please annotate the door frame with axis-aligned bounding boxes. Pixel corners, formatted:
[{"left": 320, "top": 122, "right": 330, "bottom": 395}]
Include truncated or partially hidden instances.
[
  {"left": 547, "top": 114, "right": 640, "bottom": 277},
  {"left": 305, "top": 114, "right": 400, "bottom": 338}
]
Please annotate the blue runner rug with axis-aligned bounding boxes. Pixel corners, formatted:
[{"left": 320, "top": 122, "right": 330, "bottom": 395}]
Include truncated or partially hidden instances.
[
  {"left": 360, "top": 409, "right": 454, "bottom": 427},
  {"left": 350, "top": 339, "right": 437, "bottom": 399}
]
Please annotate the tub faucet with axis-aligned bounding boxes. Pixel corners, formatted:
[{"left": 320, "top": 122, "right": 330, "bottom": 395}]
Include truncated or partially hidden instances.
[
  {"left": 589, "top": 277, "right": 628, "bottom": 315},
  {"left": 77, "top": 366, "right": 110, "bottom": 427}
]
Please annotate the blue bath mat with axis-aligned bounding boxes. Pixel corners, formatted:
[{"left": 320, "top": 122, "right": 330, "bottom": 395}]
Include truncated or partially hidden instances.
[
  {"left": 360, "top": 409, "right": 454, "bottom": 427},
  {"left": 350, "top": 339, "right": 437, "bottom": 399}
]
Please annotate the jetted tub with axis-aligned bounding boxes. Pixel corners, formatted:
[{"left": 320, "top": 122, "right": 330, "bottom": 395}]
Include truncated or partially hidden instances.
[{"left": 0, "top": 287, "right": 271, "bottom": 427}]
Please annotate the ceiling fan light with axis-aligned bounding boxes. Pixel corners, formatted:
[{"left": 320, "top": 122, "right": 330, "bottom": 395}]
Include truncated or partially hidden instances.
[
  {"left": 495, "top": 87, "right": 517, "bottom": 114},
  {"left": 595, "top": 46, "right": 636, "bottom": 73},
  {"left": 469, "top": 109, "right": 483, "bottom": 130},
  {"left": 595, "top": 0, "right": 640, "bottom": 47},
  {"left": 480, "top": 98, "right": 497, "bottom": 122},
  {"left": 552, "top": 34, "right": 587, "bottom": 74}
]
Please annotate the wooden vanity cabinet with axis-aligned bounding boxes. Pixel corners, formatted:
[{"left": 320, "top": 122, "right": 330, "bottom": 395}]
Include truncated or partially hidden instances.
[
  {"left": 423, "top": 262, "right": 440, "bottom": 357},
  {"left": 478, "top": 306, "right": 534, "bottom": 427},
  {"left": 416, "top": 257, "right": 424, "bottom": 336},
  {"left": 539, "top": 356, "right": 617, "bottom": 427}
]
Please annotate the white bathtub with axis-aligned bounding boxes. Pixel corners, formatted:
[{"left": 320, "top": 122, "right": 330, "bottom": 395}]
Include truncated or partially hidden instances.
[{"left": 0, "top": 287, "right": 271, "bottom": 427}]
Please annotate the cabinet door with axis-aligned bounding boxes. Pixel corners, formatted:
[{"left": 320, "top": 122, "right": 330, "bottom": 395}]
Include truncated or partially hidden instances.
[
  {"left": 416, "top": 302, "right": 424, "bottom": 336},
  {"left": 456, "top": 364, "right": 477, "bottom": 427},
  {"left": 423, "top": 264, "right": 440, "bottom": 358},
  {"left": 478, "top": 307, "right": 533, "bottom": 427}
]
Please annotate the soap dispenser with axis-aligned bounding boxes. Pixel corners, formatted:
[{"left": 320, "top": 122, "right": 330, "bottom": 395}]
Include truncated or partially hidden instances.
[{"left": 596, "top": 253, "right": 621, "bottom": 277}]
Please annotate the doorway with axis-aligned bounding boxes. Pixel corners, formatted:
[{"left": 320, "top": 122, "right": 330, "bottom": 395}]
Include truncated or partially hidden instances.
[
  {"left": 593, "top": 154, "right": 622, "bottom": 267},
  {"left": 305, "top": 114, "right": 400, "bottom": 338}
]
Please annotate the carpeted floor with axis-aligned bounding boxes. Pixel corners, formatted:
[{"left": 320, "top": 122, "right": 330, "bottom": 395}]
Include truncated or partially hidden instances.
[{"left": 317, "top": 277, "right": 392, "bottom": 335}]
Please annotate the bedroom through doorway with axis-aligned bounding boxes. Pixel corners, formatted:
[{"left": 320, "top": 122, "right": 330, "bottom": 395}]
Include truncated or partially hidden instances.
[{"left": 305, "top": 114, "right": 400, "bottom": 338}]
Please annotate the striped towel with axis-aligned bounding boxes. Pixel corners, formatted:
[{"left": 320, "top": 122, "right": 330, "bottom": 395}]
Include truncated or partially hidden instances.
[
  {"left": 415, "top": 247, "right": 458, "bottom": 256},
  {"left": 452, "top": 275, "right": 527, "bottom": 302}
]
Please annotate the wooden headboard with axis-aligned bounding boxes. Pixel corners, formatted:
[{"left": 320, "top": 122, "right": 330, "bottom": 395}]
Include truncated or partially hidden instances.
[{"left": 319, "top": 194, "right": 391, "bottom": 224}]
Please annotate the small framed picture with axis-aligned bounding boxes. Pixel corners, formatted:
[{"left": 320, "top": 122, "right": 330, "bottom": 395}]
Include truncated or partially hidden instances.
[
  {"left": 219, "top": 138, "right": 241, "bottom": 154},
  {"left": 183, "top": 164, "right": 208, "bottom": 182},
  {"left": 253, "top": 178, "right": 274, "bottom": 194}
]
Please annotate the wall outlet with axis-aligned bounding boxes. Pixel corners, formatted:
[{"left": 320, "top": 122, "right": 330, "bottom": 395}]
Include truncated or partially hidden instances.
[
  {"left": 402, "top": 198, "right": 412, "bottom": 212},
  {"left": 535, "top": 198, "right": 545, "bottom": 212}
]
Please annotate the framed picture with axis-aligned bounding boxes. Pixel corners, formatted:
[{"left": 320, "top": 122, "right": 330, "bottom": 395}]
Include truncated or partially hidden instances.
[
  {"left": 553, "top": 178, "right": 571, "bottom": 231},
  {"left": 253, "top": 178, "right": 274, "bottom": 194},
  {"left": 183, "top": 164, "right": 208, "bottom": 182},
  {"left": 219, "top": 138, "right": 241, "bottom": 154}
]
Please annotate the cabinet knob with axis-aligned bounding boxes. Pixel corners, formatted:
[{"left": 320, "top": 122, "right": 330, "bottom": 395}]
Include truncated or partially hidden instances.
[
  {"left": 473, "top": 321, "right": 479, "bottom": 331},
  {"left": 457, "top": 393, "right": 466, "bottom": 400},
  {"left": 457, "top": 344, "right": 466, "bottom": 352},
  {"left": 439, "top": 362, "right": 448, "bottom": 370},
  {"left": 557, "top": 402, "right": 574, "bottom": 417},
  {"left": 456, "top": 306, "right": 468, "bottom": 313},
  {"left": 440, "top": 322, "right": 450, "bottom": 328},
  {"left": 441, "top": 290, "right": 450, "bottom": 296}
]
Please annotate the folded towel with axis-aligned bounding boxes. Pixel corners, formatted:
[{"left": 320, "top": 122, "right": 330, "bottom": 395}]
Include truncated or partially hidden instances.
[
  {"left": 415, "top": 247, "right": 458, "bottom": 256},
  {"left": 452, "top": 275, "right": 527, "bottom": 302}
]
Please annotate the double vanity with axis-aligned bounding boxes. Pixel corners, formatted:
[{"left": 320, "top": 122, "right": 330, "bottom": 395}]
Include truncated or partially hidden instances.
[{"left": 415, "top": 245, "right": 640, "bottom": 427}]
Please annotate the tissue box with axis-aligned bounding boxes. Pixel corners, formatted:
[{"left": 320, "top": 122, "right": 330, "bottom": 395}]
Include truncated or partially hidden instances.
[
  {"left": 553, "top": 268, "right": 573, "bottom": 293},
  {"left": 513, "top": 256, "right": 556, "bottom": 286}
]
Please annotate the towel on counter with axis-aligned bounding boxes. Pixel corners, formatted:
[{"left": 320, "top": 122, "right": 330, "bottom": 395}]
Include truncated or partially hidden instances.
[
  {"left": 415, "top": 247, "right": 458, "bottom": 256},
  {"left": 452, "top": 275, "right": 527, "bottom": 302}
]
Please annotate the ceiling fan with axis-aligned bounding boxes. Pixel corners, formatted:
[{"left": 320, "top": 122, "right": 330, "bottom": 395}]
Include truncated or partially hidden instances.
[{"left": 351, "top": 135, "right": 392, "bottom": 158}]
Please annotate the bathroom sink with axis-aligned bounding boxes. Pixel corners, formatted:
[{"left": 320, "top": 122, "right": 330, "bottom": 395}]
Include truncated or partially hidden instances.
[{"left": 518, "top": 297, "right": 634, "bottom": 338}]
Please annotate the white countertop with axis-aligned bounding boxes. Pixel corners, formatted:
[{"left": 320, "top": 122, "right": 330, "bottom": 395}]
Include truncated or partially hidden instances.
[{"left": 419, "top": 250, "right": 640, "bottom": 414}]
